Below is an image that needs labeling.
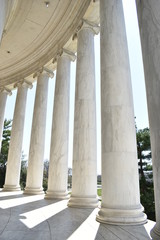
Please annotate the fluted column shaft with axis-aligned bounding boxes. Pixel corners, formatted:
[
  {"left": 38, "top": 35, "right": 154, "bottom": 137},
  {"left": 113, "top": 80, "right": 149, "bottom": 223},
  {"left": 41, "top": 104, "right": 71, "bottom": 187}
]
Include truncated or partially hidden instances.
[
  {"left": 46, "top": 50, "right": 75, "bottom": 199},
  {"left": 68, "top": 21, "right": 99, "bottom": 208},
  {"left": 96, "top": 0, "right": 146, "bottom": 225},
  {"left": 0, "top": 89, "right": 11, "bottom": 149},
  {"left": 136, "top": 0, "right": 160, "bottom": 238},
  {"left": 3, "top": 81, "right": 32, "bottom": 191},
  {"left": 24, "top": 69, "right": 52, "bottom": 195}
]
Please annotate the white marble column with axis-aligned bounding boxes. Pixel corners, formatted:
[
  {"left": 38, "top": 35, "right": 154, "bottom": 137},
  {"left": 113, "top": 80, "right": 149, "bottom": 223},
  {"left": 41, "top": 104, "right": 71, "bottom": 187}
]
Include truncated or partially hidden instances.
[
  {"left": 45, "top": 49, "right": 75, "bottom": 199},
  {"left": 68, "top": 20, "right": 99, "bottom": 208},
  {"left": 3, "top": 80, "right": 32, "bottom": 191},
  {"left": 24, "top": 68, "right": 53, "bottom": 195},
  {"left": 96, "top": 0, "right": 147, "bottom": 225},
  {"left": 136, "top": 0, "right": 160, "bottom": 238},
  {"left": 0, "top": 88, "right": 11, "bottom": 149}
]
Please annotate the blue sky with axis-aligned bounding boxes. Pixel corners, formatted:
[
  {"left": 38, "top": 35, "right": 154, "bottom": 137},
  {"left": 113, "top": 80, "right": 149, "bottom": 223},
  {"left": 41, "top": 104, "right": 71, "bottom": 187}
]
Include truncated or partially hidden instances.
[{"left": 4, "top": 0, "right": 149, "bottom": 174}]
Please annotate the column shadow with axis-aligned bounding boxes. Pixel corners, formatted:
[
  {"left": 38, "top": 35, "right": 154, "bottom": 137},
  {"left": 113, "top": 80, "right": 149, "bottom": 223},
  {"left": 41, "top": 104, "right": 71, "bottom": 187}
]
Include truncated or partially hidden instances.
[
  {"left": 0, "top": 192, "right": 154, "bottom": 240},
  {"left": 95, "top": 223, "right": 152, "bottom": 240}
]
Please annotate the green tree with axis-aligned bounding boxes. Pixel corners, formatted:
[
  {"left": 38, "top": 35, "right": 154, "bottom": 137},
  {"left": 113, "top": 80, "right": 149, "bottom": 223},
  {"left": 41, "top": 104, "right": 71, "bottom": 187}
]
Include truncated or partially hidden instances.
[
  {"left": 136, "top": 127, "right": 151, "bottom": 177},
  {"left": 43, "top": 159, "right": 49, "bottom": 191},
  {"left": 20, "top": 152, "right": 27, "bottom": 190},
  {"left": 136, "top": 127, "right": 155, "bottom": 220},
  {"left": 0, "top": 119, "right": 12, "bottom": 187},
  {"left": 140, "top": 176, "right": 155, "bottom": 220}
]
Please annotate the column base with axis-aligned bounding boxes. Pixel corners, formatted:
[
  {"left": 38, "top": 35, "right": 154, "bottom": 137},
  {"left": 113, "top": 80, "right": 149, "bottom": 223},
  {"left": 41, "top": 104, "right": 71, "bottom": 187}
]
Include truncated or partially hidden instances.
[
  {"left": 3, "top": 184, "right": 21, "bottom": 191},
  {"left": 45, "top": 190, "right": 69, "bottom": 199},
  {"left": 68, "top": 195, "right": 99, "bottom": 208},
  {"left": 150, "top": 224, "right": 160, "bottom": 240},
  {"left": 24, "top": 187, "right": 44, "bottom": 195},
  {"left": 96, "top": 204, "right": 147, "bottom": 225}
]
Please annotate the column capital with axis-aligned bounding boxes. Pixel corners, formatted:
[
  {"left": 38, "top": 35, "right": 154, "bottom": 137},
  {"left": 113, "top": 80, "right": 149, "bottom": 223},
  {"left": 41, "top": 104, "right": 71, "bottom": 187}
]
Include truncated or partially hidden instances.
[
  {"left": 0, "top": 87, "right": 12, "bottom": 96},
  {"left": 33, "top": 67, "right": 54, "bottom": 79},
  {"left": 73, "top": 20, "right": 100, "bottom": 39},
  {"left": 52, "top": 49, "right": 76, "bottom": 64},
  {"left": 14, "top": 79, "right": 33, "bottom": 89},
  {"left": 52, "top": 51, "right": 62, "bottom": 64}
]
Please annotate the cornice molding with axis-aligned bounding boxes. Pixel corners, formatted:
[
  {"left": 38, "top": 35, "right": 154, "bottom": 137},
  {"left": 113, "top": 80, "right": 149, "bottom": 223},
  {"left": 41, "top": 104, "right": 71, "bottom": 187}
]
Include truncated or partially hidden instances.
[
  {"left": 78, "top": 19, "right": 100, "bottom": 35},
  {"left": 72, "top": 19, "right": 99, "bottom": 40},
  {"left": 52, "top": 48, "right": 76, "bottom": 64},
  {"left": 0, "top": 87, "right": 12, "bottom": 96},
  {"left": 33, "top": 67, "right": 54, "bottom": 79},
  {"left": 14, "top": 79, "right": 33, "bottom": 89}
]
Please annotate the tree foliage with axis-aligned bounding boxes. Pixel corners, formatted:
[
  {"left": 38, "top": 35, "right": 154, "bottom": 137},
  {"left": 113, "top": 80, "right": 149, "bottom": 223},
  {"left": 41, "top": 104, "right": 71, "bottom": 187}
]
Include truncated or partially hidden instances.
[
  {"left": 136, "top": 127, "right": 151, "bottom": 177},
  {"left": 140, "top": 176, "right": 155, "bottom": 220},
  {"left": 136, "top": 127, "right": 155, "bottom": 221},
  {"left": 20, "top": 152, "right": 27, "bottom": 190},
  {"left": 43, "top": 159, "right": 49, "bottom": 191},
  {"left": 0, "top": 119, "right": 12, "bottom": 187}
]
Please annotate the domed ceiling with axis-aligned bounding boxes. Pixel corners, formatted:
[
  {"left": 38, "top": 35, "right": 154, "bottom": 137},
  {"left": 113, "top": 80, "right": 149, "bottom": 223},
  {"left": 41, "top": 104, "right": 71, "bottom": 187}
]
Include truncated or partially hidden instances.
[{"left": 0, "top": 0, "right": 99, "bottom": 88}]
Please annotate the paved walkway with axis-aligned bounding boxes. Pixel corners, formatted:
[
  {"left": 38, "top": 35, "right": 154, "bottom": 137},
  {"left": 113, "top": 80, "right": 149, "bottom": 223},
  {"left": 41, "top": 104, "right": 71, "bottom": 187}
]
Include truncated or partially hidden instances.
[{"left": 0, "top": 190, "right": 155, "bottom": 240}]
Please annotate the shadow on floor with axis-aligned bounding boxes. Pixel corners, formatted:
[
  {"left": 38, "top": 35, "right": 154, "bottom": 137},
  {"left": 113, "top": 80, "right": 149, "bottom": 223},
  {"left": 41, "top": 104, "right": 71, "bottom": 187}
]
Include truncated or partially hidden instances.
[
  {"left": 0, "top": 192, "right": 153, "bottom": 240},
  {"left": 95, "top": 223, "right": 151, "bottom": 240}
]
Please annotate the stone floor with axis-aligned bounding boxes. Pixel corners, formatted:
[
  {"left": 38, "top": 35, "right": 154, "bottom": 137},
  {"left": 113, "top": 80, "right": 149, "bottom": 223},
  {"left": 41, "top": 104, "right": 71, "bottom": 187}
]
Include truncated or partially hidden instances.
[{"left": 0, "top": 190, "right": 155, "bottom": 240}]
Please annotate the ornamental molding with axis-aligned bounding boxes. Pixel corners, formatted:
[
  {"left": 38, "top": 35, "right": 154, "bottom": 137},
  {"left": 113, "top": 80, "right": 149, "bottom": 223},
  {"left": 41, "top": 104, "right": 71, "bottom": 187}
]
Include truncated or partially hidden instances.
[
  {"left": 52, "top": 48, "right": 76, "bottom": 63},
  {"left": 0, "top": 87, "right": 12, "bottom": 96},
  {"left": 33, "top": 67, "right": 54, "bottom": 79},
  {"left": 14, "top": 79, "right": 33, "bottom": 89},
  {"left": 73, "top": 19, "right": 100, "bottom": 38}
]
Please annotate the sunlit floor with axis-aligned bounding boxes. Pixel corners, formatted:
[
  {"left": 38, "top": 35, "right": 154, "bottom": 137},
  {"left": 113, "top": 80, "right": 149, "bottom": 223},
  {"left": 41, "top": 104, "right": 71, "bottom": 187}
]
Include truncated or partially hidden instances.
[{"left": 0, "top": 190, "right": 155, "bottom": 240}]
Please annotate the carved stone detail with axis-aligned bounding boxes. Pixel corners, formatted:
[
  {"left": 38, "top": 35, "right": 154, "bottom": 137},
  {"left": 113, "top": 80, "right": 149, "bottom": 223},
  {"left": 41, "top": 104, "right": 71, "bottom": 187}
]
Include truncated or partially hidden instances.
[
  {"left": 74, "top": 19, "right": 100, "bottom": 37},
  {"left": 14, "top": 79, "right": 33, "bottom": 89},
  {"left": 0, "top": 87, "right": 12, "bottom": 96},
  {"left": 33, "top": 67, "right": 54, "bottom": 79},
  {"left": 52, "top": 48, "right": 76, "bottom": 64}
]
